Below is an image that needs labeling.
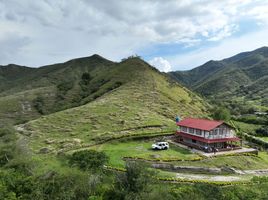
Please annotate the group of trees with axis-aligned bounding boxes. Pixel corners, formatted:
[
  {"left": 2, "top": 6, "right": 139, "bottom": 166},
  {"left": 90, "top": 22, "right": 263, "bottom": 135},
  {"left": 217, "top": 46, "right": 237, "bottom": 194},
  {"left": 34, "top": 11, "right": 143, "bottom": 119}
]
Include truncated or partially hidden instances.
[
  {"left": 212, "top": 107, "right": 231, "bottom": 121},
  {"left": 255, "top": 126, "right": 268, "bottom": 137}
]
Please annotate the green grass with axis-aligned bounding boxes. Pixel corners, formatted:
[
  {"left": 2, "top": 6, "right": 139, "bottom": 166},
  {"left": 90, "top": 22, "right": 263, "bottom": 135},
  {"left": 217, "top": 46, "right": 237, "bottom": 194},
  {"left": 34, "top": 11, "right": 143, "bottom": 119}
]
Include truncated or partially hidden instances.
[
  {"left": 170, "top": 47, "right": 268, "bottom": 109},
  {"left": 258, "top": 137, "right": 268, "bottom": 142},
  {"left": 168, "top": 152, "right": 268, "bottom": 170},
  {"left": 20, "top": 58, "right": 209, "bottom": 154},
  {"left": 91, "top": 139, "right": 199, "bottom": 167},
  {"left": 232, "top": 120, "right": 262, "bottom": 134}
]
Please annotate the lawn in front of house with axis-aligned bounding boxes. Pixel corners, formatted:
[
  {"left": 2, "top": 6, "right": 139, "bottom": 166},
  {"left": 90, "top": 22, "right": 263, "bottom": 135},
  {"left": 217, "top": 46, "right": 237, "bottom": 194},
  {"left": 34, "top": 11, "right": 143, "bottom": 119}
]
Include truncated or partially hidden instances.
[
  {"left": 168, "top": 151, "right": 268, "bottom": 170},
  {"left": 92, "top": 139, "right": 200, "bottom": 167}
]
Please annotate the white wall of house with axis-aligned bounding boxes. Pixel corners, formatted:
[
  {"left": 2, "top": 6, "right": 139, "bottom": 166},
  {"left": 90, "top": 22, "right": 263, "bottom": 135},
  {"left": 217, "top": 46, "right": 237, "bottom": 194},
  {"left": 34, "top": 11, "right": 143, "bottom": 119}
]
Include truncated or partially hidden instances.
[{"left": 179, "top": 124, "right": 235, "bottom": 139}]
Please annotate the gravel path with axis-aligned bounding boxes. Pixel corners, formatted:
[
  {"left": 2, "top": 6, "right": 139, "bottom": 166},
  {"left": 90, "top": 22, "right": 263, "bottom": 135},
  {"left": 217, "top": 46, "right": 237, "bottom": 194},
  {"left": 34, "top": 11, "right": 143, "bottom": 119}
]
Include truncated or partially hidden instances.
[
  {"left": 174, "top": 169, "right": 268, "bottom": 182},
  {"left": 176, "top": 173, "right": 246, "bottom": 182}
]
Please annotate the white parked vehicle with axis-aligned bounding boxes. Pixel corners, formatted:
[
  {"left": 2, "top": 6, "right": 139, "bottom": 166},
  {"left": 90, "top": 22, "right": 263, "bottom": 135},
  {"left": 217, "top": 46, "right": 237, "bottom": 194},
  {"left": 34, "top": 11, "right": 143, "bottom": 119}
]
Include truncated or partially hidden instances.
[{"left": 152, "top": 142, "right": 169, "bottom": 150}]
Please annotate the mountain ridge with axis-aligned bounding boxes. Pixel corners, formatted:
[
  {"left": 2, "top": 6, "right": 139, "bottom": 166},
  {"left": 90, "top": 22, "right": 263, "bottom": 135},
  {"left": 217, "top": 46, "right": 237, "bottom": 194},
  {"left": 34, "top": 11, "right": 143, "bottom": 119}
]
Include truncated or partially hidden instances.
[
  {"left": 0, "top": 55, "right": 209, "bottom": 126},
  {"left": 169, "top": 46, "right": 268, "bottom": 111}
]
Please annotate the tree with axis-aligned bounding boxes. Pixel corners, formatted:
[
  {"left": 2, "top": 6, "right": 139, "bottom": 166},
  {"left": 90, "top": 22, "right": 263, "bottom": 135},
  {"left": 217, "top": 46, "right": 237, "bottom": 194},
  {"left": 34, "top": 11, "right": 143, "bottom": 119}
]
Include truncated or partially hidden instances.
[
  {"left": 68, "top": 150, "right": 108, "bottom": 172},
  {"left": 212, "top": 107, "right": 231, "bottom": 121},
  {"left": 81, "top": 72, "right": 92, "bottom": 85},
  {"left": 0, "top": 127, "right": 16, "bottom": 166},
  {"left": 104, "top": 161, "right": 156, "bottom": 200},
  {"left": 33, "top": 96, "right": 45, "bottom": 114},
  {"left": 57, "top": 80, "right": 74, "bottom": 94}
]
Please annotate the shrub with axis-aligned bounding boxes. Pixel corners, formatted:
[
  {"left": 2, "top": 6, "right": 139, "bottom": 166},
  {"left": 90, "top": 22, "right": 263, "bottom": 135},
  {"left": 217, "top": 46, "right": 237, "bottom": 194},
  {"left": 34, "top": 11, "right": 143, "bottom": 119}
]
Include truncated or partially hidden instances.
[
  {"left": 0, "top": 127, "right": 16, "bottom": 166},
  {"left": 255, "top": 126, "right": 268, "bottom": 136},
  {"left": 104, "top": 161, "right": 156, "bottom": 199},
  {"left": 212, "top": 107, "right": 231, "bottom": 121},
  {"left": 236, "top": 115, "right": 267, "bottom": 125},
  {"left": 81, "top": 72, "right": 92, "bottom": 85},
  {"left": 68, "top": 150, "right": 108, "bottom": 172},
  {"left": 57, "top": 80, "right": 74, "bottom": 94},
  {"left": 33, "top": 96, "right": 45, "bottom": 114}
]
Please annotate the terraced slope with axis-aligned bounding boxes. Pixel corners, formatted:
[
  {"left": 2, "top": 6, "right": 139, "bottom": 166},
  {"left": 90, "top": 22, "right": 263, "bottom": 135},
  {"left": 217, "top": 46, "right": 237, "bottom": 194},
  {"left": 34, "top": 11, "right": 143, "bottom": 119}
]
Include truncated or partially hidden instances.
[{"left": 19, "top": 57, "right": 209, "bottom": 153}]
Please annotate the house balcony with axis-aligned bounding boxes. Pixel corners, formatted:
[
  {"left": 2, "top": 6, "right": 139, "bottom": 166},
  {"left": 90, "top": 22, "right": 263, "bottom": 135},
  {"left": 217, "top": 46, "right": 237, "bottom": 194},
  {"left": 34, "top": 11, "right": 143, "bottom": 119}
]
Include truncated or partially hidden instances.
[
  {"left": 176, "top": 131, "right": 240, "bottom": 144},
  {"left": 205, "top": 134, "right": 236, "bottom": 140}
]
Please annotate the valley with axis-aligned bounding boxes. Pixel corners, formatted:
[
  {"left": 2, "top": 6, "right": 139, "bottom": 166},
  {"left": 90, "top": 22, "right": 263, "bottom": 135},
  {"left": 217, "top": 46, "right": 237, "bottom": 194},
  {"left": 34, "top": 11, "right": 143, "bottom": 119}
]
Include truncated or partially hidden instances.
[{"left": 1, "top": 50, "right": 268, "bottom": 199}]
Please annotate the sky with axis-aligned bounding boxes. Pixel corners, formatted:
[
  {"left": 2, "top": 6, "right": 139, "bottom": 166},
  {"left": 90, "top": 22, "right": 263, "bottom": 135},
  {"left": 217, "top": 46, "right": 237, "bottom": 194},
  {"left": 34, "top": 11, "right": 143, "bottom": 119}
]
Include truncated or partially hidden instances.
[{"left": 1, "top": 0, "right": 268, "bottom": 72}]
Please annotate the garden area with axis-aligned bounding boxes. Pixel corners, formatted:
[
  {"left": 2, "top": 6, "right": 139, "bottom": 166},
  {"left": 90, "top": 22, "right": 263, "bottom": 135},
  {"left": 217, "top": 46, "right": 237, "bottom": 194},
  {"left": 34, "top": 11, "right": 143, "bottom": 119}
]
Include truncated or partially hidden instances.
[{"left": 91, "top": 139, "right": 200, "bottom": 167}]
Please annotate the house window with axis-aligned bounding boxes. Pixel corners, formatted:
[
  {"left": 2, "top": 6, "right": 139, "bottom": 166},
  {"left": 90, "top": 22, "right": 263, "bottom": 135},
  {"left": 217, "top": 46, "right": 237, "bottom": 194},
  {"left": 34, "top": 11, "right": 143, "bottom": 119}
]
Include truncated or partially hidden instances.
[
  {"left": 219, "top": 128, "right": 224, "bottom": 134},
  {"left": 189, "top": 128, "right": 194, "bottom": 134},
  {"left": 181, "top": 126, "right": 187, "bottom": 132},
  {"left": 192, "top": 139, "right": 196, "bottom": 143},
  {"left": 205, "top": 131, "right": 209, "bottom": 136},
  {"left": 196, "top": 129, "right": 201, "bottom": 135}
]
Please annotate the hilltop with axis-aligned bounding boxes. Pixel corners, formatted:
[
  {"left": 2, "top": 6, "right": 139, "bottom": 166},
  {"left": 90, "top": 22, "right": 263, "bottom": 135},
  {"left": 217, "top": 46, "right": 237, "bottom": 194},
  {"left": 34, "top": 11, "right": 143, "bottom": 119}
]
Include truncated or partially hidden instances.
[
  {"left": 15, "top": 56, "right": 209, "bottom": 153},
  {"left": 0, "top": 55, "right": 209, "bottom": 127},
  {"left": 170, "top": 47, "right": 268, "bottom": 112}
]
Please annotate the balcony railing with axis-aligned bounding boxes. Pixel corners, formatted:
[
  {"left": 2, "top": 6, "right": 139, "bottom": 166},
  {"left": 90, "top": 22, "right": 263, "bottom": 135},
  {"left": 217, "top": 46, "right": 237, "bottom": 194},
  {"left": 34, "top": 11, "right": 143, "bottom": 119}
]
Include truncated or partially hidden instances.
[
  {"left": 178, "top": 130, "right": 236, "bottom": 139},
  {"left": 205, "top": 134, "right": 235, "bottom": 139}
]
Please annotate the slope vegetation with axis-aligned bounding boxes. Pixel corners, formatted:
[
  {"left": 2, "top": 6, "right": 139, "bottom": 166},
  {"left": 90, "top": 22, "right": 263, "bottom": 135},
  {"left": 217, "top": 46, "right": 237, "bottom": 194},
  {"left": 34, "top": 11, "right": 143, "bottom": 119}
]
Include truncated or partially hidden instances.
[
  {"left": 0, "top": 55, "right": 119, "bottom": 125},
  {"left": 170, "top": 47, "right": 268, "bottom": 110},
  {"left": 18, "top": 57, "right": 209, "bottom": 153}
]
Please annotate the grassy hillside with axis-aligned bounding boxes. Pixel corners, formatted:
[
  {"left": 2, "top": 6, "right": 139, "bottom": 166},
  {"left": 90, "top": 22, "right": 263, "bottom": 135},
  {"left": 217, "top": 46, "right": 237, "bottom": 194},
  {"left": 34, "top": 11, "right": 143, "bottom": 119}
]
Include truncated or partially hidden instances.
[
  {"left": 170, "top": 47, "right": 268, "bottom": 112},
  {"left": 18, "top": 57, "right": 209, "bottom": 154},
  {"left": 0, "top": 55, "right": 121, "bottom": 125}
]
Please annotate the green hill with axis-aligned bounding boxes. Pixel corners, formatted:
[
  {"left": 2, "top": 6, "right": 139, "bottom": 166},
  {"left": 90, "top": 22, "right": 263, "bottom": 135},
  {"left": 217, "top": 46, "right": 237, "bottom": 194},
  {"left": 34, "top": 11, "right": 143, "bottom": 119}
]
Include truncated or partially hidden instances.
[
  {"left": 170, "top": 47, "right": 268, "bottom": 112},
  {"left": 0, "top": 55, "right": 120, "bottom": 125},
  {"left": 16, "top": 57, "right": 209, "bottom": 153}
]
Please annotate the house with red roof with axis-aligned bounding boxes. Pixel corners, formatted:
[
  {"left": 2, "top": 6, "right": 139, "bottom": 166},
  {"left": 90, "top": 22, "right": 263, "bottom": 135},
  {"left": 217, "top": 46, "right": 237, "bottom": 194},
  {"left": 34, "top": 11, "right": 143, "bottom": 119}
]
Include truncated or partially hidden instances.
[{"left": 176, "top": 118, "right": 241, "bottom": 152}]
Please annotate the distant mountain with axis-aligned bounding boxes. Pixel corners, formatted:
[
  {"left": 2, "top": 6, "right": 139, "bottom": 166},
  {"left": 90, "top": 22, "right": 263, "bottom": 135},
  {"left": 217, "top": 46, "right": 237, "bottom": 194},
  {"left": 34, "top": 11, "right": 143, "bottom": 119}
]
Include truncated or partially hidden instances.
[
  {"left": 170, "top": 47, "right": 268, "bottom": 111},
  {"left": 0, "top": 54, "right": 116, "bottom": 125},
  {"left": 0, "top": 55, "right": 209, "bottom": 126}
]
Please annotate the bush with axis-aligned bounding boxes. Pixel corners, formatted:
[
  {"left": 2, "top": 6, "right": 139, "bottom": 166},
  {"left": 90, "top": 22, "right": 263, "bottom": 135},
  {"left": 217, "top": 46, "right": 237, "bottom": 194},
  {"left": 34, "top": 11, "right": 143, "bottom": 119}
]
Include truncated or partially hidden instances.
[
  {"left": 34, "top": 171, "right": 92, "bottom": 200},
  {"left": 0, "top": 127, "right": 16, "bottom": 166},
  {"left": 57, "top": 80, "right": 74, "bottom": 94},
  {"left": 33, "top": 96, "right": 45, "bottom": 114},
  {"left": 68, "top": 150, "right": 108, "bottom": 172},
  {"left": 104, "top": 161, "right": 156, "bottom": 200},
  {"left": 255, "top": 126, "right": 268, "bottom": 137},
  {"left": 81, "top": 72, "right": 92, "bottom": 85},
  {"left": 236, "top": 115, "right": 267, "bottom": 125},
  {"left": 212, "top": 107, "right": 231, "bottom": 121}
]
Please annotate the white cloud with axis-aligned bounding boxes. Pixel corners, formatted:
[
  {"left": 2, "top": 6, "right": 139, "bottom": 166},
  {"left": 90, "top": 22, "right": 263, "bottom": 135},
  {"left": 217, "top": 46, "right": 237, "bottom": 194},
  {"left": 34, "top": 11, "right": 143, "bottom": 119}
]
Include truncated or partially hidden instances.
[
  {"left": 0, "top": 0, "right": 267, "bottom": 67},
  {"left": 168, "top": 28, "right": 268, "bottom": 70},
  {"left": 149, "top": 57, "right": 172, "bottom": 72}
]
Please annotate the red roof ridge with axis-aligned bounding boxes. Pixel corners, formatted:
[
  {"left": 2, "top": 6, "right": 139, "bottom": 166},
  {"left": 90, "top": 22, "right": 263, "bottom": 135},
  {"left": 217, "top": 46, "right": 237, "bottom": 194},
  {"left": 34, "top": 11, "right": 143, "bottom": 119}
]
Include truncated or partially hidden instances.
[
  {"left": 185, "top": 117, "right": 223, "bottom": 123},
  {"left": 176, "top": 118, "right": 226, "bottom": 131}
]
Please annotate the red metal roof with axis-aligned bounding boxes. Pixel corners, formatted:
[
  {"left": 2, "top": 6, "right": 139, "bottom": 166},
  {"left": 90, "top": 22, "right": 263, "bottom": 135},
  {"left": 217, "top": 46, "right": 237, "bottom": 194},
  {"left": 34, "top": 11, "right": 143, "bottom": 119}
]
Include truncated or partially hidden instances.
[
  {"left": 176, "top": 131, "right": 240, "bottom": 143},
  {"left": 176, "top": 118, "right": 224, "bottom": 131}
]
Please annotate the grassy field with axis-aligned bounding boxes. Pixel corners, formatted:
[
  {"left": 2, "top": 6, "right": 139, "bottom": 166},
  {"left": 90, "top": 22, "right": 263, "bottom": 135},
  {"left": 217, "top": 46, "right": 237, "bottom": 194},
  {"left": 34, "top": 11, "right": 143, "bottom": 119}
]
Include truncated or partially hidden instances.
[
  {"left": 167, "top": 151, "right": 268, "bottom": 170},
  {"left": 90, "top": 138, "right": 268, "bottom": 170},
  {"left": 91, "top": 139, "right": 200, "bottom": 167},
  {"left": 232, "top": 120, "right": 262, "bottom": 134}
]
